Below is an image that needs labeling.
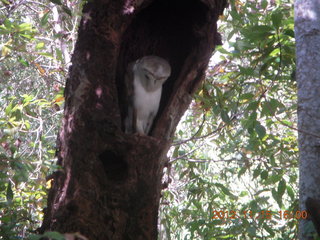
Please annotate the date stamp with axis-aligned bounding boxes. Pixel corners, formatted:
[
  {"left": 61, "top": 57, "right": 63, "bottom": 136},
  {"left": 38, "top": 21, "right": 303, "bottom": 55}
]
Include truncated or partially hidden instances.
[{"left": 212, "top": 210, "right": 307, "bottom": 220}]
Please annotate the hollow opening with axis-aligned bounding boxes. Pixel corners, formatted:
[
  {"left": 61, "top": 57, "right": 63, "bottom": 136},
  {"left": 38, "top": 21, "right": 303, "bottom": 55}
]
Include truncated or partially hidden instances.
[
  {"left": 117, "top": 0, "right": 209, "bottom": 133},
  {"left": 99, "top": 150, "right": 128, "bottom": 181}
]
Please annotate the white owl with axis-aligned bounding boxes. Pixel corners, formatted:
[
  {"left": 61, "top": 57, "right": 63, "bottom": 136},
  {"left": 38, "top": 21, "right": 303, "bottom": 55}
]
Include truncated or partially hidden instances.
[{"left": 125, "top": 56, "right": 171, "bottom": 135}]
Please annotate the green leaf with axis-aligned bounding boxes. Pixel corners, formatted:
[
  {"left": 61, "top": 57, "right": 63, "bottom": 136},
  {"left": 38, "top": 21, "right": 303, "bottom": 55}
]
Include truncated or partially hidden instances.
[
  {"left": 40, "top": 12, "right": 50, "bottom": 26},
  {"left": 49, "top": 0, "right": 62, "bottom": 5},
  {"left": 271, "top": 11, "right": 283, "bottom": 29},
  {"left": 255, "top": 124, "right": 266, "bottom": 139},
  {"left": 230, "top": 9, "right": 241, "bottom": 21},
  {"left": 242, "top": 118, "right": 254, "bottom": 130},
  {"left": 261, "top": 0, "right": 268, "bottom": 9},
  {"left": 260, "top": 170, "right": 268, "bottom": 180},
  {"left": 1, "top": 0, "right": 10, "bottom": 5},
  {"left": 239, "top": 93, "right": 254, "bottom": 100},
  {"left": 253, "top": 167, "right": 261, "bottom": 179},
  {"left": 28, "top": 234, "right": 42, "bottom": 240},
  {"left": 62, "top": 5, "right": 72, "bottom": 16},
  {"left": 3, "top": 19, "right": 12, "bottom": 29},
  {"left": 287, "top": 186, "right": 295, "bottom": 200},
  {"left": 271, "top": 188, "right": 279, "bottom": 202},
  {"left": 246, "top": 101, "right": 259, "bottom": 111},
  {"left": 6, "top": 181, "right": 13, "bottom": 203},
  {"left": 227, "top": 29, "right": 237, "bottom": 41},
  {"left": 24, "top": 121, "right": 31, "bottom": 130},
  {"left": 220, "top": 110, "right": 230, "bottom": 123},
  {"left": 241, "top": 25, "right": 274, "bottom": 42},
  {"left": 215, "top": 183, "right": 236, "bottom": 198},
  {"left": 240, "top": 191, "right": 248, "bottom": 197},
  {"left": 18, "top": 56, "right": 29, "bottom": 66},
  {"left": 235, "top": 39, "right": 254, "bottom": 51},
  {"left": 239, "top": 66, "right": 254, "bottom": 76},
  {"left": 264, "top": 223, "right": 275, "bottom": 236},
  {"left": 261, "top": 99, "right": 282, "bottom": 116},
  {"left": 179, "top": 170, "right": 188, "bottom": 179},
  {"left": 36, "top": 42, "right": 45, "bottom": 50},
  {"left": 172, "top": 145, "right": 179, "bottom": 158},
  {"left": 269, "top": 48, "right": 280, "bottom": 57},
  {"left": 22, "top": 94, "right": 35, "bottom": 104},
  {"left": 283, "top": 29, "right": 295, "bottom": 38},
  {"left": 247, "top": 226, "right": 256, "bottom": 236},
  {"left": 216, "top": 46, "right": 230, "bottom": 54},
  {"left": 265, "top": 173, "right": 282, "bottom": 184},
  {"left": 17, "top": 22, "right": 33, "bottom": 32},
  {"left": 56, "top": 48, "right": 63, "bottom": 61},
  {"left": 19, "top": 33, "right": 34, "bottom": 40},
  {"left": 272, "top": 184, "right": 283, "bottom": 208},
  {"left": 37, "top": 52, "right": 54, "bottom": 58},
  {"left": 238, "top": 166, "right": 247, "bottom": 178},
  {"left": 5, "top": 102, "right": 13, "bottom": 116},
  {"left": 277, "top": 179, "right": 286, "bottom": 198}
]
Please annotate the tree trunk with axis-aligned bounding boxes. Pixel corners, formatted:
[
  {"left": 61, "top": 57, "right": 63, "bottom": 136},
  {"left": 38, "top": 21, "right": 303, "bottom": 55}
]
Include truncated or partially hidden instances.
[
  {"left": 295, "top": 1, "right": 320, "bottom": 239},
  {"left": 39, "top": 0, "right": 227, "bottom": 239}
]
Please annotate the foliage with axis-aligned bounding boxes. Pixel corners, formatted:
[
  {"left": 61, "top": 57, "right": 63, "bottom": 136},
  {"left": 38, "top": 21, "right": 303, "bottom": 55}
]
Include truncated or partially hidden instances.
[
  {"left": 160, "top": 0, "right": 297, "bottom": 239},
  {"left": 0, "top": 0, "right": 81, "bottom": 239},
  {"left": 1, "top": 0, "right": 298, "bottom": 240}
]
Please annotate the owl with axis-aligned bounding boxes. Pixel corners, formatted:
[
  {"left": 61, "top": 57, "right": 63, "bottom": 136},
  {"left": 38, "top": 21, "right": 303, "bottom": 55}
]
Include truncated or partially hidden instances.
[{"left": 125, "top": 56, "right": 171, "bottom": 135}]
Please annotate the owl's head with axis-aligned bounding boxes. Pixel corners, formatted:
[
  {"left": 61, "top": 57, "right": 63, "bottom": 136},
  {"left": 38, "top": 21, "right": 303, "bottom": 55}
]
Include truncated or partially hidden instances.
[{"left": 134, "top": 56, "right": 171, "bottom": 92}]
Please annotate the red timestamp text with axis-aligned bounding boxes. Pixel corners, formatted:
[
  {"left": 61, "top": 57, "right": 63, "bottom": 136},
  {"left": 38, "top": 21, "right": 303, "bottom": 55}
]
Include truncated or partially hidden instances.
[
  {"left": 212, "top": 210, "right": 308, "bottom": 220},
  {"left": 278, "top": 210, "right": 308, "bottom": 219}
]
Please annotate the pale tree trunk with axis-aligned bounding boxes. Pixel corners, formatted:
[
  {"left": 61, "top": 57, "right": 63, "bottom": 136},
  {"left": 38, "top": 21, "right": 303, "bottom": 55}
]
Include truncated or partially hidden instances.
[
  {"left": 38, "top": 0, "right": 227, "bottom": 239},
  {"left": 295, "top": 0, "right": 320, "bottom": 239}
]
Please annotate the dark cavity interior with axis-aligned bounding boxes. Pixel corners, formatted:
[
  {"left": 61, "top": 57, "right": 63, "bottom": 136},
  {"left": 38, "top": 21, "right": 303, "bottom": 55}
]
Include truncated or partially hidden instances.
[{"left": 117, "top": 0, "right": 209, "bottom": 132}]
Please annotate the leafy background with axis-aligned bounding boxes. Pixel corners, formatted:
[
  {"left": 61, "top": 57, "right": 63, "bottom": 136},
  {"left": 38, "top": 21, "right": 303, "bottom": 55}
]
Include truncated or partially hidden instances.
[
  {"left": 0, "top": 0, "right": 298, "bottom": 239},
  {"left": 160, "top": 0, "right": 298, "bottom": 239}
]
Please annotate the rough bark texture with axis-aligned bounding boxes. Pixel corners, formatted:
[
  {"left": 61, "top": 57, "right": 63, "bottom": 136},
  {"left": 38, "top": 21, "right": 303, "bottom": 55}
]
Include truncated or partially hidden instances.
[
  {"left": 39, "top": 0, "right": 227, "bottom": 239},
  {"left": 295, "top": 0, "right": 320, "bottom": 239},
  {"left": 306, "top": 198, "right": 320, "bottom": 237}
]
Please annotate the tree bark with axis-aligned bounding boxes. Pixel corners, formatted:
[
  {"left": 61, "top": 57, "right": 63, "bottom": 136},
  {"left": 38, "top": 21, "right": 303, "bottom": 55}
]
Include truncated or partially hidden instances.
[
  {"left": 39, "top": 0, "right": 227, "bottom": 239},
  {"left": 295, "top": 1, "right": 320, "bottom": 239}
]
